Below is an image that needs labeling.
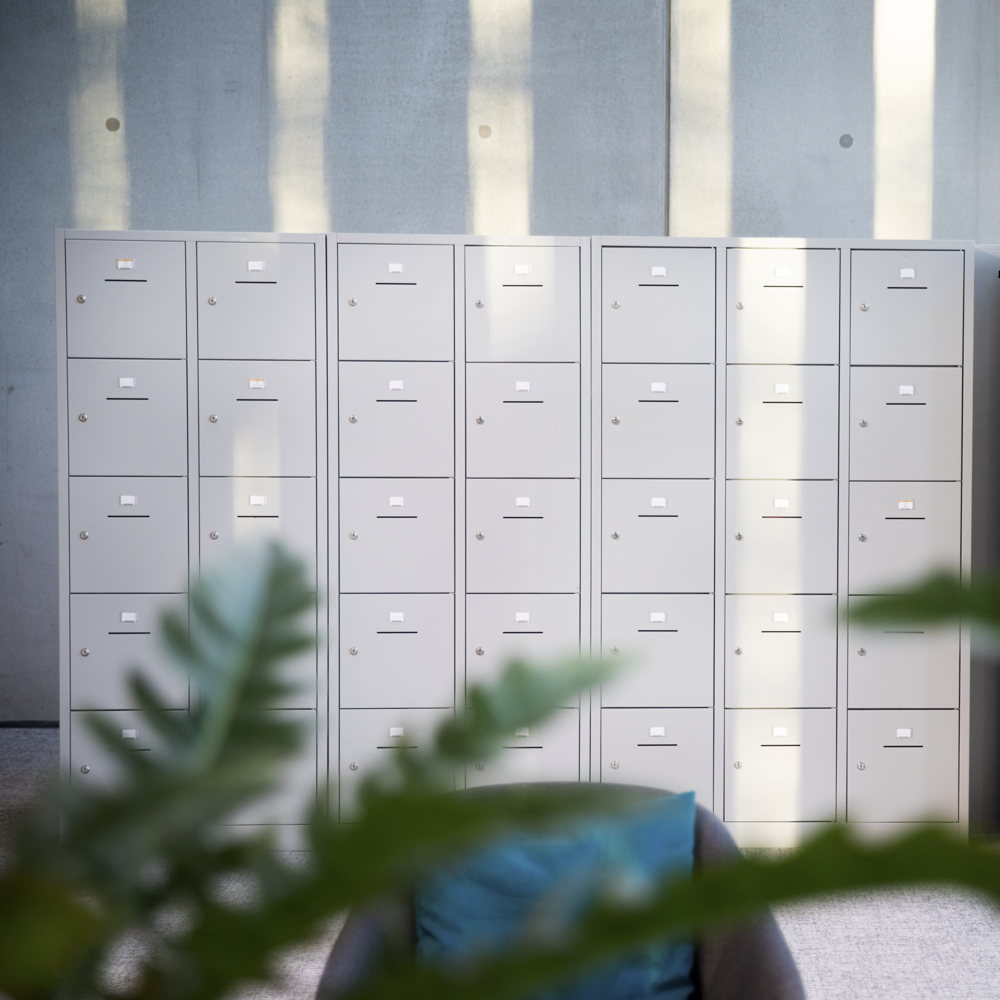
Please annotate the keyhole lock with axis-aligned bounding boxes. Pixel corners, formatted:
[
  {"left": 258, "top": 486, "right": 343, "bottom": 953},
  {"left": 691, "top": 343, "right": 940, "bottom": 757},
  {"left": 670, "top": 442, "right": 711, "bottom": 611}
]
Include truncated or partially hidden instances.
[
  {"left": 611, "top": 646, "right": 620, "bottom": 655},
  {"left": 80, "top": 765, "right": 90, "bottom": 774},
  {"left": 349, "top": 762, "right": 359, "bottom": 770},
  {"left": 348, "top": 298, "right": 357, "bottom": 307},
  {"left": 734, "top": 647, "right": 742, "bottom": 655},
  {"left": 611, "top": 531, "right": 620, "bottom": 540},
  {"left": 476, "top": 532, "right": 485, "bottom": 540},
  {"left": 475, "top": 646, "right": 485, "bottom": 656},
  {"left": 349, "top": 531, "right": 359, "bottom": 540},
  {"left": 610, "top": 760, "right": 619, "bottom": 769},
  {"left": 857, "top": 762, "right": 866, "bottom": 770},
  {"left": 733, "top": 761, "right": 742, "bottom": 769},
  {"left": 858, "top": 533, "right": 867, "bottom": 542},
  {"left": 80, "top": 648, "right": 90, "bottom": 657},
  {"left": 209, "top": 531, "right": 219, "bottom": 540},
  {"left": 611, "top": 416, "right": 620, "bottom": 425},
  {"left": 348, "top": 415, "right": 358, "bottom": 423},
  {"left": 78, "top": 413, "right": 88, "bottom": 422},
  {"left": 209, "top": 414, "right": 219, "bottom": 423},
  {"left": 734, "top": 532, "right": 743, "bottom": 541},
  {"left": 79, "top": 531, "right": 89, "bottom": 540},
  {"left": 735, "top": 417, "right": 743, "bottom": 426},
  {"left": 860, "top": 302, "right": 869, "bottom": 312},
  {"left": 207, "top": 296, "right": 217, "bottom": 306},
  {"left": 859, "top": 419, "right": 868, "bottom": 427},
  {"left": 857, "top": 648, "right": 866, "bottom": 656},
  {"left": 475, "top": 299, "right": 485, "bottom": 309},
  {"left": 735, "top": 301, "right": 744, "bottom": 310},
  {"left": 76, "top": 294, "right": 86, "bottom": 304},
  {"left": 349, "top": 646, "right": 358, "bottom": 656},
  {"left": 476, "top": 416, "right": 485, "bottom": 424},
  {"left": 611, "top": 300, "right": 621, "bottom": 310},
  {"left": 476, "top": 761, "right": 485, "bottom": 771}
]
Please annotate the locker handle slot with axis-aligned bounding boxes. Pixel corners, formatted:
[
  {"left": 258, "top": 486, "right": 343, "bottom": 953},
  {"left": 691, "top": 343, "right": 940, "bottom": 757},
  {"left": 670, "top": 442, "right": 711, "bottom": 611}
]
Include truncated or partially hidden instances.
[
  {"left": 376, "top": 744, "right": 418, "bottom": 749},
  {"left": 637, "top": 628, "right": 678, "bottom": 633},
  {"left": 376, "top": 398, "right": 418, "bottom": 402},
  {"left": 637, "top": 399, "right": 679, "bottom": 403},
  {"left": 760, "top": 630, "right": 801, "bottom": 633},
  {"left": 501, "top": 744, "right": 543, "bottom": 749},
  {"left": 638, "top": 514, "right": 678, "bottom": 518},
  {"left": 636, "top": 743, "right": 678, "bottom": 747},
  {"left": 375, "top": 630, "right": 418, "bottom": 634},
  {"left": 885, "top": 402, "right": 926, "bottom": 406},
  {"left": 761, "top": 285, "right": 804, "bottom": 288},
  {"left": 760, "top": 743, "right": 801, "bottom": 747},
  {"left": 502, "top": 400, "right": 544, "bottom": 404},
  {"left": 502, "top": 630, "right": 543, "bottom": 634},
  {"left": 503, "top": 515, "right": 543, "bottom": 519},
  {"left": 885, "top": 286, "right": 928, "bottom": 290},
  {"left": 637, "top": 283, "right": 679, "bottom": 287},
  {"left": 107, "top": 630, "right": 152, "bottom": 635},
  {"left": 376, "top": 515, "right": 418, "bottom": 519},
  {"left": 884, "top": 516, "right": 925, "bottom": 520},
  {"left": 236, "top": 398, "right": 279, "bottom": 402},
  {"left": 107, "top": 514, "right": 150, "bottom": 518},
  {"left": 884, "top": 630, "right": 924, "bottom": 634},
  {"left": 761, "top": 515, "right": 801, "bottom": 519},
  {"left": 105, "top": 397, "right": 150, "bottom": 401},
  {"left": 761, "top": 400, "right": 803, "bottom": 404},
  {"left": 104, "top": 278, "right": 148, "bottom": 283},
  {"left": 237, "top": 515, "right": 279, "bottom": 519},
  {"left": 234, "top": 280, "right": 277, "bottom": 285},
  {"left": 374, "top": 281, "right": 417, "bottom": 286},
  {"left": 883, "top": 744, "right": 924, "bottom": 748},
  {"left": 501, "top": 284, "right": 543, "bottom": 288}
]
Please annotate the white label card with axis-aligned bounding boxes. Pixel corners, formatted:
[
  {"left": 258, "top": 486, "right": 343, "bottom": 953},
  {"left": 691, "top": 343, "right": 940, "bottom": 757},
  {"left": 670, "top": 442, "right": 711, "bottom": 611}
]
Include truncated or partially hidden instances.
[
  {"left": 389, "top": 612, "right": 405, "bottom": 623},
  {"left": 772, "top": 727, "right": 788, "bottom": 737},
  {"left": 774, "top": 383, "right": 790, "bottom": 394},
  {"left": 120, "top": 612, "right": 138, "bottom": 623},
  {"left": 515, "top": 727, "right": 530, "bottom": 737},
  {"left": 898, "top": 500, "right": 914, "bottom": 510},
  {"left": 119, "top": 495, "right": 136, "bottom": 506},
  {"left": 514, "top": 264, "right": 532, "bottom": 275},
  {"left": 650, "top": 497, "right": 666, "bottom": 508},
  {"left": 649, "top": 726, "right": 666, "bottom": 737},
  {"left": 116, "top": 259, "right": 134, "bottom": 270},
  {"left": 650, "top": 266, "right": 667, "bottom": 278},
  {"left": 515, "top": 612, "right": 531, "bottom": 623},
  {"left": 122, "top": 729, "right": 137, "bottom": 739},
  {"left": 650, "top": 612, "right": 666, "bottom": 623},
  {"left": 249, "top": 495, "right": 267, "bottom": 506},
  {"left": 773, "top": 612, "right": 789, "bottom": 623},
  {"left": 248, "top": 379, "right": 265, "bottom": 389},
  {"left": 118, "top": 377, "right": 135, "bottom": 388},
  {"left": 773, "top": 498, "right": 789, "bottom": 509},
  {"left": 388, "top": 262, "right": 404, "bottom": 273},
  {"left": 515, "top": 381, "right": 531, "bottom": 392},
  {"left": 650, "top": 382, "right": 667, "bottom": 393},
  {"left": 899, "top": 267, "right": 916, "bottom": 279},
  {"left": 388, "top": 380, "right": 404, "bottom": 390},
  {"left": 389, "top": 727, "right": 405, "bottom": 738},
  {"left": 247, "top": 261, "right": 264, "bottom": 272},
  {"left": 516, "top": 497, "right": 531, "bottom": 507},
  {"left": 896, "top": 728, "right": 913, "bottom": 738},
  {"left": 389, "top": 497, "right": 405, "bottom": 507},
  {"left": 774, "top": 266, "right": 791, "bottom": 278},
  {"left": 899, "top": 385, "right": 915, "bottom": 395}
]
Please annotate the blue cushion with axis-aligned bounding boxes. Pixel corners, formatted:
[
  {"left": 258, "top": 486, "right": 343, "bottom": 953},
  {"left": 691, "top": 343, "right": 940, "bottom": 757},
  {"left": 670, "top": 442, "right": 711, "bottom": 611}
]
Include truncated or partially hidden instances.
[{"left": 415, "top": 791, "right": 696, "bottom": 1000}]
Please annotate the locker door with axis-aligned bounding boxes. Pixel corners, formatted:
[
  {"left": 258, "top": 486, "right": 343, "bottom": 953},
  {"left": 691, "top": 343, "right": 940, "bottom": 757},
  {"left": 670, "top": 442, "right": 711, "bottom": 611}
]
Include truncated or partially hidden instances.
[
  {"left": 69, "top": 477, "right": 188, "bottom": 593},
  {"left": 725, "top": 595, "right": 837, "bottom": 708},
  {"left": 600, "top": 708, "right": 713, "bottom": 807},
  {"left": 600, "top": 594, "right": 714, "bottom": 708},
  {"left": 199, "top": 478, "right": 317, "bottom": 594},
  {"left": 848, "top": 482, "right": 961, "bottom": 594},
  {"left": 602, "top": 364, "right": 715, "bottom": 479},
  {"left": 465, "top": 594, "right": 580, "bottom": 696},
  {"left": 466, "top": 480, "right": 580, "bottom": 593},
  {"left": 197, "top": 242, "right": 315, "bottom": 360},
  {"left": 68, "top": 359, "right": 187, "bottom": 476},
  {"left": 339, "top": 361, "right": 454, "bottom": 477},
  {"left": 339, "top": 594, "right": 455, "bottom": 708},
  {"left": 847, "top": 604, "right": 959, "bottom": 708},
  {"left": 66, "top": 239, "right": 186, "bottom": 359},
  {"left": 340, "top": 479, "right": 454, "bottom": 593},
  {"left": 337, "top": 243, "right": 454, "bottom": 361},
  {"left": 847, "top": 710, "right": 959, "bottom": 822},
  {"left": 849, "top": 367, "right": 962, "bottom": 481},
  {"left": 601, "top": 246, "right": 716, "bottom": 363},
  {"left": 466, "top": 708, "right": 580, "bottom": 787},
  {"left": 70, "top": 710, "right": 186, "bottom": 787},
  {"left": 850, "top": 250, "right": 964, "bottom": 365},
  {"left": 726, "top": 480, "right": 838, "bottom": 594},
  {"left": 726, "top": 365, "right": 839, "bottom": 480},
  {"left": 339, "top": 708, "right": 453, "bottom": 818},
  {"left": 726, "top": 249, "right": 840, "bottom": 363},
  {"left": 466, "top": 246, "right": 580, "bottom": 362},
  {"left": 466, "top": 363, "right": 580, "bottom": 478},
  {"left": 70, "top": 594, "right": 188, "bottom": 710},
  {"left": 199, "top": 361, "right": 316, "bottom": 477},
  {"left": 602, "top": 480, "right": 715, "bottom": 593},
  {"left": 724, "top": 709, "right": 836, "bottom": 821}
]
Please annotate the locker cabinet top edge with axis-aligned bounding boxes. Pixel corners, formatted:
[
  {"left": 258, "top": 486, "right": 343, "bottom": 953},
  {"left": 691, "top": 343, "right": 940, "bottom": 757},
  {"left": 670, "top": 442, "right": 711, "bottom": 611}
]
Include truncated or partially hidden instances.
[
  {"left": 58, "top": 229, "right": 327, "bottom": 243},
  {"left": 593, "top": 236, "right": 975, "bottom": 251},
  {"left": 334, "top": 233, "right": 588, "bottom": 246}
]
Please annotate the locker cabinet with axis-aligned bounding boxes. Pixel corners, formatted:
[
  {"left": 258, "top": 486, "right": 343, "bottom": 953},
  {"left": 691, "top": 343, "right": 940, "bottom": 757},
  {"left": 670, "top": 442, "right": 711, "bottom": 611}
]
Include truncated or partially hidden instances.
[
  {"left": 725, "top": 595, "right": 837, "bottom": 709},
  {"left": 600, "top": 708, "right": 713, "bottom": 806},
  {"left": 600, "top": 594, "right": 714, "bottom": 708},
  {"left": 466, "top": 363, "right": 580, "bottom": 478},
  {"left": 601, "top": 246, "right": 716, "bottom": 363},
  {"left": 847, "top": 710, "right": 959, "bottom": 822},
  {"left": 726, "top": 365, "right": 839, "bottom": 480},
  {"left": 199, "top": 477, "right": 317, "bottom": 588},
  {"left": 725, "top": 480, "right": 838, "bottom": 595},
  {"left": 199, "top": 360, "right": 316, "bottom": 477},
  {"left": 339, "top": 708, "right": 454, "bottom": 817},
  {"left": 66, "top": 239, "right": 186, "bottom": 359},
  {"left": 339, "top": 361, "right": 454, "bottom": 477},
  {"left": 724, "top": 709, "right": 836, "bottom": 821},
  {"left": 602, "top": 364, "right": 715, "bottom": 479},
  {"left": 196, "top": 242, "right": 316, "bottom": 360},
  {"left": 70, "top": 709, "right": 186, "bottom": 787},
  {"left": 466, "top": 708, "right": 580, "bottom": 788},
  {"left": 848, "top": 481, "right": 961, "bottom": 594},
  {"left": 847, "top": 603, "right": 959, "bottom": 708},
  {"left": 850, "top": 250, "right": 964, "bottom": 365},
  {"left": 339, "top": 594, "right": 455, "bottom": 709},
  {"left": 337, "top": 243, "right": 454, "bottom": 361},
  {"left": 70, "top": 477, "right": 189, "bottom": 593},
  {"left": 601, "top": 480, "right": 715, "bottom": 593},
  {"left": 465, "top": 594, "right": 580, "bottom": 696},
  {"left": 68, "top": 359, "right": 187, "bottom": 476},
  {"left": 340, "top": 478, "right": 454, "bottom": 593},
  {"left": 726, "top": 249, "right": 840, "bottom": 364},
  {"left": 467, "top": 479, "right": 580, "bottom": 594},
  {"left": 69, "top": 594, "right": 188, "bottom": 710},
  {"left": 849, "top": 367, "right": 962, "bottom": 481},
  {"left": 466, "top": 246, "right": 580, "bottom": 362}
]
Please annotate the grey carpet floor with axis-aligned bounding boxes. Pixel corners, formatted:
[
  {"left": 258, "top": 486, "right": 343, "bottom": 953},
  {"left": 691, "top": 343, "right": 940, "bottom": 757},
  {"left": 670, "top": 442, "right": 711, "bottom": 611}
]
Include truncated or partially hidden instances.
[{"left": 3, "top": 728, "right": 999, "bottom": 999}]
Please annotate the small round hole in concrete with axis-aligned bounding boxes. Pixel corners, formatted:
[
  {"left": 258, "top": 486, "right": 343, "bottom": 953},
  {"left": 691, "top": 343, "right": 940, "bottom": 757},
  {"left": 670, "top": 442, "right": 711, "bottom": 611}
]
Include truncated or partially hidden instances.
[
  {"left": 839, "top": 133, "right": 853, "bottom": 148},
  {"left": 478, "top": 124, "right": 492, "bottom": 138},
  {"left": 106, "top": 117, "right": 121, "bottom": 132}
]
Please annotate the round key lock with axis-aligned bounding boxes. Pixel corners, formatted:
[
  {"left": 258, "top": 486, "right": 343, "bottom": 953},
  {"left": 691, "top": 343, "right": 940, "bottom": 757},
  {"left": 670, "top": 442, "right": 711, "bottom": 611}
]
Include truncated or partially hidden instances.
[
  {"left": 476, "top": 531, "right": 485, "bottom": 540},
  {"left": 207, "top": 296, "right": 217, "bottom": 306},
  {"left": 78, "top": 413, "right": 88, "bottom": 422},
  {"left": 349, "top": 646, "right": 358, "bottom": 656},
  {"left": 734, "top": 647, "right": 742, "bottom": 655},
  {"left": 735, "top": 417, "right": 743, "bottom": 425},
  {"left": 476, "top": 416, "right": 485, "bottom": 424},
  {"left": 475, "top": 299, "right": 485, "bottom": 309},
  {"left": 734, "top": 532, "right": 743, "bottom": 541},
  {"left": 475, "top": 646, "right": 485, "bottom": 656},
  {"left": 733, "top": 761, "right": 742, "bottom": 769},
  {"left": 858, "top": 533, "right": 867, "bottom": 542},
  {"left": 80, "top": 765, "right": 90, "bottom": 774},
  {"left": 611, "top": 646, "right": 620, "bottom": 655},
  {"left": 349, "top": 762, "right": 359, "bottom": 771},
  {"left": 860, "top": 302, "right": 869, "bottom": 312},
  {"left": 76, "top": 294, "right": 86, "bottom": 304},
  {"left": 611, "top": 416, "right": 620, "bottom": 425},
  {"left": 857, "top": 761, "right": 866, "bottom": 770},
  {"left": 611, "top": 531, "right": 620, "bottom": 539},
  {"left": 475, "top": 761, "right": 485, "bottom": 771},
  {"left": 79, "top": 531, "right": 89, "bottom": 540},
  {"left": 348, "top": 298, "right": 357, "bottom": 307},
  {"left": 610, "top": 760, "right": 619, "bottom": 769},
  {"left": 80, "top": 648, "right": 90, "bottom": 657},
  {"left": 857, "top": 647, "right": 866, "bottom": 656},
  {"left": 611, "top": 300, "right": 621, "bottom": 310},
  {"left": 735, "top": 301, "right": 744, "bottom": 310},
  {"left": 208, "top": 414, "right": 218, "bottom": 423},
  {"left": 209, "top": 530, "right": 219, "bottom": 540},
  {"left": 349, "top": 531, "right": 358, "bottom": 540},
  {"left": 859, "top": 419, "right": 868, "bottom": 428},
  {"left": 348, "top": 415, "right": 358, "bottom": 423}
]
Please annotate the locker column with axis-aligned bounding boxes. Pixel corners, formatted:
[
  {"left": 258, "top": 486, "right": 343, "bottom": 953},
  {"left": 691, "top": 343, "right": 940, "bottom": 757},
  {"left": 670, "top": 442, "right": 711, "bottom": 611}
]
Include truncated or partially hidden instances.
[
  {"left": 596, "top": 245, "right": 716, "bottom": 805},
  {"left": 724, "top": 247, "right": 840, "bottom": 828},
  {"left": 846, "top": 249, "right": 966, "bottom": 825},
  {"left": 62, "top": 237, "right": 190, "bottom": 782},
  {"left": 464, "top": 243, "right": 583, "bottom": 785},
  {"left": 335, "top": 242, "right": 456, "bottom": 818}
]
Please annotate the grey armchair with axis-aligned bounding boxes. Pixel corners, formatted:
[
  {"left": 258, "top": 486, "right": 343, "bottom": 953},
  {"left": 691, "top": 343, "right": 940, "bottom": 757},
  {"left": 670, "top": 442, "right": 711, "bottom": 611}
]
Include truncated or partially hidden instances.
[{"left": 316, "top": 784, "right": 804, "bottom": 1000}]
